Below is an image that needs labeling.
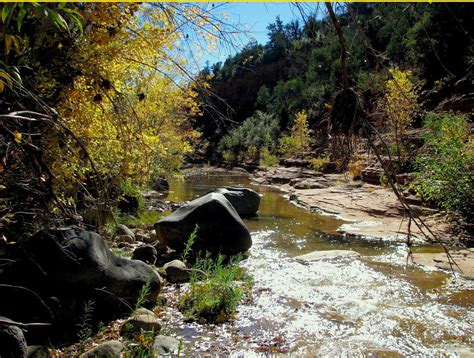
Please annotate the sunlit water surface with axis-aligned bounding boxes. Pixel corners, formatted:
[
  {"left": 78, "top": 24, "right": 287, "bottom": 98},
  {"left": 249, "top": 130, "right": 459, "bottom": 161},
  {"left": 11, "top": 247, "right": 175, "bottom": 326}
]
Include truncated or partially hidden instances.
[{"left": 158, "top": 170, "right": 473, "bottom": 356}]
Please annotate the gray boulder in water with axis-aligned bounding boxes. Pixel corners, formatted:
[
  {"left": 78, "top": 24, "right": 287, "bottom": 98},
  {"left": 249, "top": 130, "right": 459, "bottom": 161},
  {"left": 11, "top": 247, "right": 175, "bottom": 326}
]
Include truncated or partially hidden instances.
[
  {"left": 154, "top": 193, "right": 251, "bottom": 255},
  {"left": 213, "top": 187, "right": 261, "bottom": 217}
]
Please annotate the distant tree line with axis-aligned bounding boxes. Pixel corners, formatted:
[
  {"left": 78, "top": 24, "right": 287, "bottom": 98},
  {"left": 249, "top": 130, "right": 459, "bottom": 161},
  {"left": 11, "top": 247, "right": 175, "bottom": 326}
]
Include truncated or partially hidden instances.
[{"left": 195, "top": 3, "right": 473, "bottom": 156}]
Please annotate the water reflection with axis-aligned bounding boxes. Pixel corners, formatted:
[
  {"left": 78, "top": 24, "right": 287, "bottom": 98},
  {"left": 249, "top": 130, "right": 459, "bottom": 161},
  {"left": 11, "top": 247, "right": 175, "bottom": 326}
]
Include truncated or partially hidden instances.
[{"left": 162, "top": 170, "right": 473, "bottom": 356}]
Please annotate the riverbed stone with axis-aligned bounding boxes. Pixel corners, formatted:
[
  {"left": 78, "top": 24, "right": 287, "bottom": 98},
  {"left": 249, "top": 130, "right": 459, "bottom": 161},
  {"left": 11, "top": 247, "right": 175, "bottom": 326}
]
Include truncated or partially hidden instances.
[
  {"left": 132, "top": 245, "right": 158, "bottom": 265},
  {"left": 360, "top": 167, "right": 383, "bottom": 185},
  {"left": 116, "top": 234, "right": 135, "bottom": 244},
  {"left": 163, "top": 260, "right": 190, "bottom": 283},
  {"left": 295, "top": 250, "right": 361, "bottom": 262},
  {"left": 116, "top": 224, "right": 135, "bottom": 239},
  {"left": 80, "top": 340, "right": 124, "bottom": 358},
  {"left": 0, "top": 318, "right": 27, "bottom": 358},
  {"left": 149, "top": 229, "right": 158, "bottom": 241},
  {"left": 80, "top": 340, "right": 123, "bottom": 358},
  {"left": 27, "top": 345, "right": 50, "bottom": 358},
  {"left": 213, "top": 187, "right": 261, "bottom": 217},
  {"left": 140, "top": 229, "right": 158, "bottom": 244},
  {"left": 292, "top": 179, "right": 330, "bottom": 190},
  {"left": 135, "top": 231, "right": 151, "bottom": 242},
  {"left": 120, "top": 314, "right": 161, "bottom": 336},
  {"left": 152, "top": 335, "right": 181, "bottom": 357},
  {"left": 153, "top": 239, "right": 170, "bottom": 255},
  {"left": 154, "top": 193, "right": 252, "bottom": 255},
  {"left": 133, "top": 307, "right": 156, "bottom": 317},
  {"left": 412, "top": 249, "right": 474, "bottom": 280}
]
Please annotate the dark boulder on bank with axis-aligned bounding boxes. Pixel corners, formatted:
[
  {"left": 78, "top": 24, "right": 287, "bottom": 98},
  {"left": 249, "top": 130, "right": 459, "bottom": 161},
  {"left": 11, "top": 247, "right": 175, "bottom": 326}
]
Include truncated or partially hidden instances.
[
  {"left": 0, "top": 227, "right": 161, "bottom": 342},
  {"left": 154, "top": 193, "right": 251, "bottom": 255},
  {"left": 213, "top": 187, "right": 260, "bottom": 217},
  {"left": 0, "top": 318, "right": 27, "bottom": 358},
  {"left": 151, "top": 177, "right": 170, "bottom": 193},
  {"left": 132, "top": 244, "right": 158, "bottom": 265},
  {"left": 117, "top": 194, "right": 140, "bottom": 214}
]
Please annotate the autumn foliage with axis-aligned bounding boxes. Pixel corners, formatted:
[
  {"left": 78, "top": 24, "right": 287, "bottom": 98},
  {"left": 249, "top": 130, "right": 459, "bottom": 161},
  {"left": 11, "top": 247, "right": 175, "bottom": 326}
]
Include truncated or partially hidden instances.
[{"left": 0, "top": 3, "right": 225, "bottom": 237}]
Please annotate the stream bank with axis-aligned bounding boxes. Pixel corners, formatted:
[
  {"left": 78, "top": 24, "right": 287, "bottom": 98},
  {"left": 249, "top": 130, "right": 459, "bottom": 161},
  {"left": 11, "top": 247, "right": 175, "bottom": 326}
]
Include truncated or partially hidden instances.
[
  {"left": 164, "top": 168, "right": 473, "bottom": 355},
  {"left": 250, "top": 165, "right": 474, "bottom": 279},
  {"left": 54, "top": 166, "right": 473, "bottom": 356}
]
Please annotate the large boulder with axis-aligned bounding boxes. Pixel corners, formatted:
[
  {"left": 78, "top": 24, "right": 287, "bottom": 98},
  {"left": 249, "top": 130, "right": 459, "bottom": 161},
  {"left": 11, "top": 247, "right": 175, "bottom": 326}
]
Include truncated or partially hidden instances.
[
  {"left": 213, "top": 187, "right": 260, "bottom": 217},
  {"left": 154, "top": 193, "right": 251, "bottom": 255},
  {"left": 1, "top": 227, "right": 161, "bottom": 342}
]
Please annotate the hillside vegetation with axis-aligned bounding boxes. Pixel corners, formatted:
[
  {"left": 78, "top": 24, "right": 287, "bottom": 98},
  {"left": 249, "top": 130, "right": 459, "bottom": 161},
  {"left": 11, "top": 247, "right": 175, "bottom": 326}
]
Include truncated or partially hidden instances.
[{"left": 195, "top": 2, "right": 473, "bottom": 218}]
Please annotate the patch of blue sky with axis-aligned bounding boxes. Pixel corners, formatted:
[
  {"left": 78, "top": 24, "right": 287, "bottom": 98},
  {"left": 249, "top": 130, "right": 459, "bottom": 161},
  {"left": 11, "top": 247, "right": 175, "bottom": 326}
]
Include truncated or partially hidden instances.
[{"left": 177, "top": 2, "right": 320, "bottom": 72}]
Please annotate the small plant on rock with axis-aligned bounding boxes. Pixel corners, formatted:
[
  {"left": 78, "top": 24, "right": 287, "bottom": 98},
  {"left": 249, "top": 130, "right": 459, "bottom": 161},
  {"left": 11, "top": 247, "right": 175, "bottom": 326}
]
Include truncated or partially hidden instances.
[
  {"left": 348, "top": 155, "right": 365, "bottom": 180},
  {"left": 76, "top": 300, "right": 95, "bottom": 342},
  {"left": 134, "top": 276, "right": 154, "bottom": 311},
  {"left": 181, "top": 224, "right": 199, "bottom": 264},
  {"left": 310, "top": 155, "right": 330, "bottom": 171}
]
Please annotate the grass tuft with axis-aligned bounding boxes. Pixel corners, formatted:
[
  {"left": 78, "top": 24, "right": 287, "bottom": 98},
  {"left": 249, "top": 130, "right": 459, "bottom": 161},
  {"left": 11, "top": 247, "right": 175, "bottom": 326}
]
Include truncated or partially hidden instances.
[{"left": 178, "top": 253, "right": 251, "bottom": 323}]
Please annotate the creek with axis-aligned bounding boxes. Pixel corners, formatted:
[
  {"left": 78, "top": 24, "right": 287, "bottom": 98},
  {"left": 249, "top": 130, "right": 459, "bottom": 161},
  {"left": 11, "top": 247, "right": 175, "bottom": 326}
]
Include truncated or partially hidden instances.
[{"left": 154, "top": 170, "right": 473, "bottom": 356}]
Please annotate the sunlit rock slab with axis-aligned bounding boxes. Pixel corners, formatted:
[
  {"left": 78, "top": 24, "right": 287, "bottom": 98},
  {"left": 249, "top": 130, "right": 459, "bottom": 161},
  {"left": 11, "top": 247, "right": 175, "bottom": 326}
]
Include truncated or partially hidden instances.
[{"left": 295, "top": 249, "right": 361, "bottom": 262}]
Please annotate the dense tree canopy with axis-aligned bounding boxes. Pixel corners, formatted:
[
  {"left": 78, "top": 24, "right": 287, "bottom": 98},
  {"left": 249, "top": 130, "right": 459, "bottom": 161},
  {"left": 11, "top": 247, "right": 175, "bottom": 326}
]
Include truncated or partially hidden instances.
[
  {"left": 0, "top": 2, "right": 472, "bottom": 238},
  {"left": 196, "top": 2, "right": 473, "bottom": 154},
  {"left": 0, "top": 3, "right": 230, "bottom": 238}
]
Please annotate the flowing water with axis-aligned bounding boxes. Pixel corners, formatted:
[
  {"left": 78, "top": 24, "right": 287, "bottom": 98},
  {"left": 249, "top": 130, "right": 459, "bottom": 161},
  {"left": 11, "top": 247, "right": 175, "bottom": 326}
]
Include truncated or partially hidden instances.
[{"left": 158, "top": 170, "right": 473, "bottom": 356}]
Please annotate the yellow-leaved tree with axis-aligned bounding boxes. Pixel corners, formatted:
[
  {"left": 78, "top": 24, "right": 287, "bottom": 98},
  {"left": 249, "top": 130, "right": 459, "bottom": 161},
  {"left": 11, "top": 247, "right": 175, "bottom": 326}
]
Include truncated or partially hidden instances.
[
  {"left": 382, "top": 67, "right": 420, "bottom": 161},
  {"left": 291, "top": 110, "right": 311, "bottom": 153},
  {"left": 54, "top": 3, "right": 224, "bottom": 194},
  {"left": 0, "top": 2, "right": 238, "bottom": 237},
  {"left": 279, "top": 110, "right": 311, "bottom": 157}
]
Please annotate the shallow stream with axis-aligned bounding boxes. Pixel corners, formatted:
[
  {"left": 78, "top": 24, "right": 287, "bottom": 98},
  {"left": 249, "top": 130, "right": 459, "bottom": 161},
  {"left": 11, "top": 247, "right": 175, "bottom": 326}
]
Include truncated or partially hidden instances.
[{"left": 158, "top": 170, "right": 473, "bottom": 356}]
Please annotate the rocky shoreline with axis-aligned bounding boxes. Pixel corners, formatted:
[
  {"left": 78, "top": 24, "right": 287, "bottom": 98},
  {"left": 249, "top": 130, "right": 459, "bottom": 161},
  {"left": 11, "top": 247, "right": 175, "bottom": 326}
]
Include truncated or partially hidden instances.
[{"left": 248, "top": 165, "right": 474, "bottom": 279}]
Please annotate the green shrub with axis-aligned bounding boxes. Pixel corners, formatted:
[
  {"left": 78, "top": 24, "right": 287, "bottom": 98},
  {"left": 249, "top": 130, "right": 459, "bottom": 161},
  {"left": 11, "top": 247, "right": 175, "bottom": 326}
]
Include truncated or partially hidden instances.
[
  {"left": 118, "top": 210, "right": 162, "bottom": 228},
  {"left": 222, "top": 149, "right": 236, "bottom": 162},
  {"left": 119, "top": 179, "right": 143, "bottom": 204},
  {"left": 134, "top": 277, "right": 153, "bottom": 311},
  {"left": 178, "top": 254, "right": 250, "bottom": 323},
  {"left": 379, "top": 171, "right": 390, "bottom": 187},
  {"left": 413, "top": 112, "right": 473, "bottom": 213},
  {"left": 309, "top": 155, "right": 330, "bottom": 171},
  {"left": 278, "top": 135, "right": 299, "bottom": 157},
  {"left": 243, "top": 145, "right": 259, "bottom": 162},
  {"left": 218, "top": 111, "right": 279, "bottom": 162},
  {"left": 259, "top": 147, "right": 279, "bottom": 167}
]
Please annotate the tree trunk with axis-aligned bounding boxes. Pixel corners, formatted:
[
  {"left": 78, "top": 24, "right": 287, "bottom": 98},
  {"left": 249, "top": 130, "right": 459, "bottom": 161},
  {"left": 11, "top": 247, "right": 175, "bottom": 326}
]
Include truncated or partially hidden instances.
[{"left": 325, "top": 2, "right": 349, "bottom": 90}]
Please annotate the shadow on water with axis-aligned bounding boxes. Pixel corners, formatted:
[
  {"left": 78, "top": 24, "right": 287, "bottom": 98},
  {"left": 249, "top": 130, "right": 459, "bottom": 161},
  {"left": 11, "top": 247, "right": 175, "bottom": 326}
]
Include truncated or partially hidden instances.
[{"left": 159, "top": 170, "right": 473, "bottom": 356}]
